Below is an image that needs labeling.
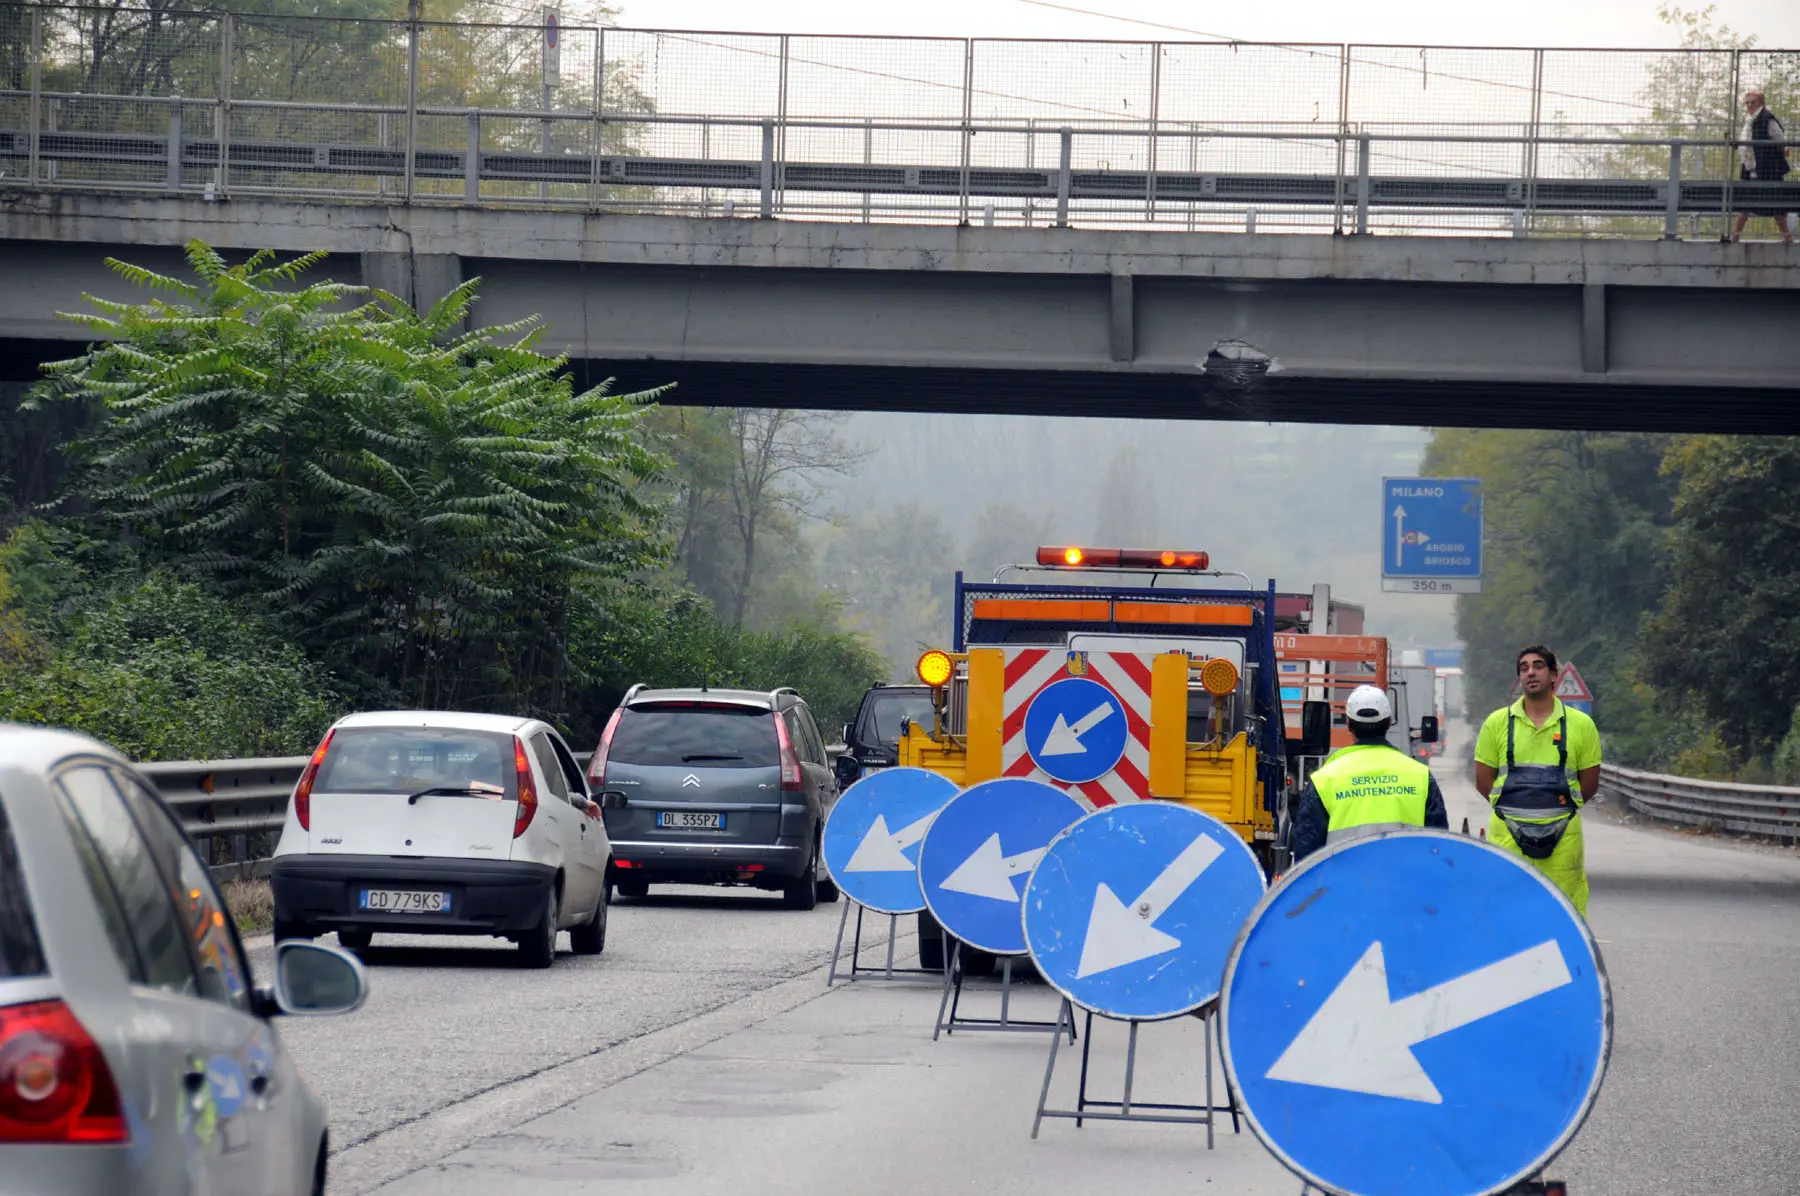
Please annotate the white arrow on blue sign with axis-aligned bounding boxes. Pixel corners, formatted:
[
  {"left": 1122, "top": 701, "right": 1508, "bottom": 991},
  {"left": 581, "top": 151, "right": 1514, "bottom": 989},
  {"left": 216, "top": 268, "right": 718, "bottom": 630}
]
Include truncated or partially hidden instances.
[
  {"left": 206, "top": 1054, "right": 249, "bottom": 1119},
  {"left": 821, "top": 767, "right": 959, "bottom": 915},
  {"left": 1024, "top": 676, "right": 1130, "bottom": 785},
  {"left": 1221, "top": 830, "right": 1610, "bottom": 1196},
  {"left": 1023, "top": 802, "right": 1266, "bottom": 1021},
  {"left": 918, "top": 778, "right": 1087, "bottom": 956}
]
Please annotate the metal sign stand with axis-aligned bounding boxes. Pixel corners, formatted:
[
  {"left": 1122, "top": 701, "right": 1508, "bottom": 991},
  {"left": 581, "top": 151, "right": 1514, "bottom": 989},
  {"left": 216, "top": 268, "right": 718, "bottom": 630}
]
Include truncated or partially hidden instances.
[
  {"left": 1031, "top": 999, "right": 1241, "bottom": 1147},
  {"left": 933, "top": 942, "right": 1074, "bottom": 1040},
  {"left": 826, "top": 902, "right": 942, "bottom": 986}
]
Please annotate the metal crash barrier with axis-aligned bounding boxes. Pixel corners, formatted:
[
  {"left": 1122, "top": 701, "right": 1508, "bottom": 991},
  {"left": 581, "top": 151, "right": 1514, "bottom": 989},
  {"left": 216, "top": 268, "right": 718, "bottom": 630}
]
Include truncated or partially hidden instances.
[{"left": 1599, "top": 762, "right": 1800, "bottom": 842}]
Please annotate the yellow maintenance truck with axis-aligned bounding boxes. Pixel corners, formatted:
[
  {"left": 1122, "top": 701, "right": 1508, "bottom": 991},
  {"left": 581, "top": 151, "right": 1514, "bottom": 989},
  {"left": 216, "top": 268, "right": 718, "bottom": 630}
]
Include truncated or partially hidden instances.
[{"left": 885, "top": 546, "right": 1332, "bottom": 970}]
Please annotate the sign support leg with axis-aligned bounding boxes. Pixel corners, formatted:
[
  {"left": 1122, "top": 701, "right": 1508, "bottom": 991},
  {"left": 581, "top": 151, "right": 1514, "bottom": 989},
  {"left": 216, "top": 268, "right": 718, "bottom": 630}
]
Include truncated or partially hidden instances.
[
  {"left": 827, "top": 899, "right": 852, "bottom": 986},
  {"left": 1031, "top": 999, "right": 1075, "bottom": 1139},
  {"left": 932, "top": 940, "right": 961, "bottom": 1041},
  {"left": 1030, "top": 1003, "right": 1239, "bottom": 1141},
  {"left": 935, "top": 944, "right": 1069, "bottom": 1038},
  {"left": 830, "top": 903, "right": 940, "bottom": 987}
]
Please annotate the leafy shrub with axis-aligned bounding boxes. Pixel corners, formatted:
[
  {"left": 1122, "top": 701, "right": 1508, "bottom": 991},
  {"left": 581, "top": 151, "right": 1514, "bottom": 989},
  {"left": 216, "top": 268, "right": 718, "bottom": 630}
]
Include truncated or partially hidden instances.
[{"left": 0, "top": 570, "right": 341, "bottom": 761}]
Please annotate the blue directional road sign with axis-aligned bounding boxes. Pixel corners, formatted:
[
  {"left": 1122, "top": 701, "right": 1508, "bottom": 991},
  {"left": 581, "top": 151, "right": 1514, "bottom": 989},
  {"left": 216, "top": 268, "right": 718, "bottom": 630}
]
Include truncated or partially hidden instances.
[
  {"left": 822, "top": 767, "right": 959, "bottom": 915},
  {"left": 1221, "top": 831, "right": 1610, "bottom": 1196},
  {"left": 1383, "top": 476, "right": 1483, "bottom": 594},
  {"left": 1023, "top": 676, "right": 1130, "bottom": 785},
  {"left": 918, "top": 778, "right": 1087, "bottom": 956},
  {"left": 1023, "top": 802, "right": 1265, "bottom": 1021},
  {"left": 205, "top": 1055, "right": 248, "bottom": 1119}
]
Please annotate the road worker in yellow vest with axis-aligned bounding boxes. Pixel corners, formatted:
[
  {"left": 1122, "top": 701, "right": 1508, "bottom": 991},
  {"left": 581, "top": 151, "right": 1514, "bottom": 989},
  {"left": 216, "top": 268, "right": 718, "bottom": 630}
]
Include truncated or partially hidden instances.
[
  {"left": 1292, "top": 684, "right": 1447, "bottom": 861},
  {"left": 1474, "top": 644, "right": 1602, "bottom": 916}
]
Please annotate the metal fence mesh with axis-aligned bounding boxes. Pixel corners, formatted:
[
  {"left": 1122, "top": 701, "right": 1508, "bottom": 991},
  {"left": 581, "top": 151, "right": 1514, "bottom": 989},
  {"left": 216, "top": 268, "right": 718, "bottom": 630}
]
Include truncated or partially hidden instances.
[{"left": 3, "top": 4, "right": 1797, "bottom": 236}]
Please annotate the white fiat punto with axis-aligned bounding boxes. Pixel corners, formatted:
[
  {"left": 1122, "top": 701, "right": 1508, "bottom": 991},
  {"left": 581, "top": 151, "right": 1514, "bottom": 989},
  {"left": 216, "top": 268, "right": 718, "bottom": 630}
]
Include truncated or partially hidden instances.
[{"left": 270, "top": 712, "right": 618, "bottom": 968}]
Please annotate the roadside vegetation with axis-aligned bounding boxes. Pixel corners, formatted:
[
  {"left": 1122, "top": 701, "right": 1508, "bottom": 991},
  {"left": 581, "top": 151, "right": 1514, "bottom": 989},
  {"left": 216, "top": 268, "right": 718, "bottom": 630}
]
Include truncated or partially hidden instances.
[
  {"left": 0, "top": 243, "right": 886, "bottom": 757},
  {"left": 1426, "top": 428, "right": 1800, "bottom": 784}
]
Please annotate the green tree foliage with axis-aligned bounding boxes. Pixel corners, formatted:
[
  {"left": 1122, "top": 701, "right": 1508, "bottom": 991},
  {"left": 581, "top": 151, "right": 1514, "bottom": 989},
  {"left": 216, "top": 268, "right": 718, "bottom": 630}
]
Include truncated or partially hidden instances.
[
  {"left": 0, "top": 525, "right": 338, "bottom": 759},
  {"left": 1422, "top": 429, "right": 1678, "bottom": 760},
  {"left": 648, "top": 405, "right": 861, "bottom": 632},
  {"left": 815, "top": 502, "right": 954, "bottom": 676},
  {"left": 1639, "top": 436, "right": 1800, "bottom": 759},
  {"left": 34, "top": 242, "right": 668, "bottom": 717},
  {"left": 575, "top": 587, "right": 885, "bottom": 736}
]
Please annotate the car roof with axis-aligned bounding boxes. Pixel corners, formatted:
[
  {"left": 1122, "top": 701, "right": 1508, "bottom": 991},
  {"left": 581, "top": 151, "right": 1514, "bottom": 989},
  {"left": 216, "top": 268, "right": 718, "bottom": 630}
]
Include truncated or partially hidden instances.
[
  {"left": 333, "top": 710, "right": 544, "bottom": 735},
  {"left": 625, "top": 687, "right": 787, "bottom": 710},
  {"left": 0, "top": 723, "right": 131, "bottom": 775}
]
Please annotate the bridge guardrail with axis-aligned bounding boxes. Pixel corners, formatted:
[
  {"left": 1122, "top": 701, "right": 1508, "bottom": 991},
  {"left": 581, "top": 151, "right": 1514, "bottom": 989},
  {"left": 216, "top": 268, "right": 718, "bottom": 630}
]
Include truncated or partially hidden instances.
[
  {"left": 1599, "top": 762, "right": 1800, "bottom": 843},
  {"left": 146, "top": 742, "right": 848, "bottom": 880},
  {"left": 2, "top": 3, "right": 1797, "bottom": 240}
]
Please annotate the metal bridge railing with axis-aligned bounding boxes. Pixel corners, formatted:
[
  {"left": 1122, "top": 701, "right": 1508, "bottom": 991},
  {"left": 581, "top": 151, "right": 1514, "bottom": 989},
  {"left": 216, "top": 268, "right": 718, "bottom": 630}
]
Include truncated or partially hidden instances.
[
  {"left": 1599, "top": 763, "right": 1800, "bottom": 843},
  {"left": 2, "top": 4, "right": 1797, "bottom": 239}
]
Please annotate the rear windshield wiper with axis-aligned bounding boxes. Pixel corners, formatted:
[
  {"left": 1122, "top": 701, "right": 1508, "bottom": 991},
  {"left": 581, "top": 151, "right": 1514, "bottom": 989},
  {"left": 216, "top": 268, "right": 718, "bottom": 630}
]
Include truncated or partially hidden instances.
[
  {"left": 681, "top": 754, "right": 745, "bottom": 762},
  {"left": 407, "top": 784, "right": 505, "bottom": 805}
]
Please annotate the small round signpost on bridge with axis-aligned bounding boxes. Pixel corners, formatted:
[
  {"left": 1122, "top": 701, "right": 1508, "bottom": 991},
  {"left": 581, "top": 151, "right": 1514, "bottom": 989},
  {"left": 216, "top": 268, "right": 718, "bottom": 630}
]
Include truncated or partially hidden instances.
[
  {"left": 1221, "top": 830, "right": 1611, "bottom": 1196},
  {"left": 1022, "top": 801, "right": 1266, "bottom": 1021}
]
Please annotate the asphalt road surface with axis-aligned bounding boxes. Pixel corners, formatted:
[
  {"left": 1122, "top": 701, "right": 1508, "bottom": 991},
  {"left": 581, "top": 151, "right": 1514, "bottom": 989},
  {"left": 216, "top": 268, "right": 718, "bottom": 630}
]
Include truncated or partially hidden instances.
[{"left": 259, "top": 726, "right": 1800, "bottom": 1195}]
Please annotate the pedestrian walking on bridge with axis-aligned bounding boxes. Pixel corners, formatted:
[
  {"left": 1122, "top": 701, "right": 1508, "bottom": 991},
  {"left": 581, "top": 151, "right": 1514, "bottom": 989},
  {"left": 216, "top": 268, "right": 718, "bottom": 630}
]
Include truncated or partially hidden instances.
[
  {"left": 1292, "top": 684, "right": 1447, "bottom": 862},
  {"left": 1728, "top": 88, "right": 1794, "bottom": 245},
  {"left": 1474, "top": 645, "right": 1602, "bottom": 915}
]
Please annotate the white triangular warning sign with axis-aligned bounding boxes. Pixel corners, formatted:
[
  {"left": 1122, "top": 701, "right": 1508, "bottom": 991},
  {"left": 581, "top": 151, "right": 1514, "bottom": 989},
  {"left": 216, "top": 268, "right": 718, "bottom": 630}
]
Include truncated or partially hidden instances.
[{"left": 1553, "top": 663, "right": 1593, "bottom": 701}]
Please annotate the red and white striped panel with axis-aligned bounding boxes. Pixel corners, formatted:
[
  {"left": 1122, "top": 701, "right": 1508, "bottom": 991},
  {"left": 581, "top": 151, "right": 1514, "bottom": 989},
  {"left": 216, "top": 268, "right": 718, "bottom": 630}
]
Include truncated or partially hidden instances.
[{"left": 1000, "top": 648, "right": 1155, "bottom": 808}]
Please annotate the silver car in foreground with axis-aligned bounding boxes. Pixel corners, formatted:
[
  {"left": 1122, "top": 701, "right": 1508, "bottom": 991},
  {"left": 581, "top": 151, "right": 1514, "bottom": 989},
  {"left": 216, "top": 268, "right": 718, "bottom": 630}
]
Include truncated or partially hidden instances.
[{"left": 0, "top": 724, "right": 368, "bottom": 1195}]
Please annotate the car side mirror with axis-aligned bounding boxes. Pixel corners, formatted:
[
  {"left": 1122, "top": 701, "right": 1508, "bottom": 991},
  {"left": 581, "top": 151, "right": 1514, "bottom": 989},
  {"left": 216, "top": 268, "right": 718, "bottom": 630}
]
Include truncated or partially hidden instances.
[
  {"left": 1295, "top": 700, "right": 1333, "bottom": 757},
  {"left": 835, "top": 754, "right": 862, "bottom": 786},
  {"left": 597, "top": 790, "right": 629, "bottom": 811},
  {"left": 1419, "top": 715, "right": 1440, "bottom": 744},
  {"left": 271, "top": 941, "right": 368, "bottom": 1017},
  {"left": 843, "top": 723, "right": 854, "bottom": 744}
]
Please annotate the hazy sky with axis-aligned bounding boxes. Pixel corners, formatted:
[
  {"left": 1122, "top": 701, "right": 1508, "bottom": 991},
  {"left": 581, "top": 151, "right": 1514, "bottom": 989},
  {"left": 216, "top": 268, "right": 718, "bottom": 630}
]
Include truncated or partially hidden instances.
[{"left": 616, "top": 0, "right": 1800, "bottom": 48}]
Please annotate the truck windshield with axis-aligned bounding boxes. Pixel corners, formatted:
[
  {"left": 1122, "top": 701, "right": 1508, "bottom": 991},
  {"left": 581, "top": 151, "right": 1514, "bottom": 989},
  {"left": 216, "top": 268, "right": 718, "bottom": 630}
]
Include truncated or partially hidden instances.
[{"left": 865, "top": 694, "right": 936, "bottom": 747}]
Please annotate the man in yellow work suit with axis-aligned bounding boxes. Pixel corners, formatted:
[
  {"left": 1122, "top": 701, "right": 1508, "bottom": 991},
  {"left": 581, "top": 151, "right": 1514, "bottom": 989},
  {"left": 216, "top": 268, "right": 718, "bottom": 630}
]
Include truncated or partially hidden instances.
[
  {"left": 1474, "top": 644, "right": 1602, "bottom": 915},
  {"left": 1292, "top": 684, "right": 1447, "bottom": 861}
]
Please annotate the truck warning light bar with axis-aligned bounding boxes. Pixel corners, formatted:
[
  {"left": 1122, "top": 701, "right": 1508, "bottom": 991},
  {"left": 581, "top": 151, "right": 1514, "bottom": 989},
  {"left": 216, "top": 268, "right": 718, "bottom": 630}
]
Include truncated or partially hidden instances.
[{"left": 1036, "top": 546, "right": 1211, "bottom": 571}]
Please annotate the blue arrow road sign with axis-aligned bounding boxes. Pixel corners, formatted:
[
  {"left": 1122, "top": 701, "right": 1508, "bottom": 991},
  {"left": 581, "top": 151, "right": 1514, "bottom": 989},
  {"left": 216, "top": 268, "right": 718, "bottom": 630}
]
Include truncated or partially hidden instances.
[
  {"left": 1221, "top": 831, "right": 1610, "bottom": 1196},
  {"left": 1383, "top": 477, "right": 1483, "bottom": 581},
  {"left": 1023, "top": 802, "right": 1265, "bottom": 1021},
  {"left": 1024, "top": 676, "right": 1130, "bottom": 785},
  {"left": 918, "top": 778, "right": 1087, "bottom": 956},
  {"left": 822, "top": 767, "right": 959, "bottom": 915}
]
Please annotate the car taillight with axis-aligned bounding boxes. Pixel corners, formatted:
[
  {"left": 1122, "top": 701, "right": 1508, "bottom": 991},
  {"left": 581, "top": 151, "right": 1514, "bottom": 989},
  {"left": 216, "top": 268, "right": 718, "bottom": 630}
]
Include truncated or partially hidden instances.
[
  {"left": 0, "top": 1000, "right": 127, "bottom": 1144},
  {"left": 586, "top": 707, "right": 623, "bottom": 787},
  {"left": 293, "top": 727, "right": 335, "bottom": 832},
  {"left": 513, "top": 736, "right": 538, "bottom": 839},
  {"left": 772, "top": 714, "right": 803, "bottom": 793}
]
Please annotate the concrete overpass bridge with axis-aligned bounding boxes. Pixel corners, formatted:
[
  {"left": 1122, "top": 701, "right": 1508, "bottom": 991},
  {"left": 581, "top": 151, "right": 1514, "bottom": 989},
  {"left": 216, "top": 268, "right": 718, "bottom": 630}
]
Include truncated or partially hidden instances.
[
  {"left": 4, "top": 192, "right": 1799, "bottom": 432},
  {"left": 3, "top": 9, "right": 1799, "bottom": 430}
]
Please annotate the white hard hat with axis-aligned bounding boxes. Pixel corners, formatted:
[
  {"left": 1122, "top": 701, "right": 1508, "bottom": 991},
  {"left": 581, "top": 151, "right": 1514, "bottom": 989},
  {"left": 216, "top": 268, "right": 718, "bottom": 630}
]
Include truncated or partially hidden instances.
[{"left": 1345, "top": 684, "right": 1393, "bottom": 725}]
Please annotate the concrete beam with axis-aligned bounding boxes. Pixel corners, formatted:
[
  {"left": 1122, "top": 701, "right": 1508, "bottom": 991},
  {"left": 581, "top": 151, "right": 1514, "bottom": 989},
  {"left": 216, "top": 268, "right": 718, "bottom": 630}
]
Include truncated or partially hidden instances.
[
  {"left": 5, "top": 192, "right": 1800, "bottom": 291},
  {"left": 1109, "top": 273, "right": 1134, "bottom": 363}
]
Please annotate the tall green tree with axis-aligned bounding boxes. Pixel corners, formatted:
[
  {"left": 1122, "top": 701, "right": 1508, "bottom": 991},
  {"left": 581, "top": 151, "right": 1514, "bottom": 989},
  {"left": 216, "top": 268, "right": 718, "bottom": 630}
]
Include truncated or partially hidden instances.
[
  {"left": 34, "top": 241, "right": 668, "bottom": 716},
  {"left": 1423, "top": 429, "right": 1677, "bottom": 756},
  {"left": 1640, "top": 435, "right": 1800, "bottom": 758}
]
